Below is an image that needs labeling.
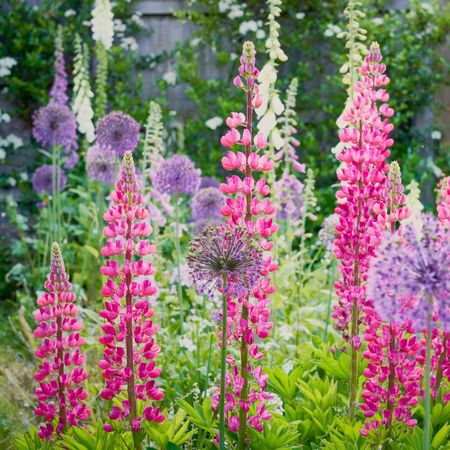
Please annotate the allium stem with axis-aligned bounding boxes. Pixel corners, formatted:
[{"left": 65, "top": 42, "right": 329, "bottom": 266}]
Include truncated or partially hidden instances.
[
  {"left": 174, "top": 197, "right": 184, "bottom": 332},
  {"left": 219, "top": 276, "right": 228, "bottom": 450},
  {"left": 125, "top": 214, "right": 141, "bottom": 450},
  {"left": 238, "top": 304, "right": 249, "bottom": 450},
  {"left": 423, "top": 315, "right": 432, "bottom": 450}
]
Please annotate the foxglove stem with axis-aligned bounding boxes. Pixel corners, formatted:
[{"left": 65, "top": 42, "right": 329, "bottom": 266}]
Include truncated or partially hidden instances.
[
  {"left": 423, "top": 313, "right": 432, "bottom": 450},
  {"left": 174, "top": 197, "right": 184, "bottom": 332},
  {"left": 219, "top": 276, "right": 228, "bottom": 450}
]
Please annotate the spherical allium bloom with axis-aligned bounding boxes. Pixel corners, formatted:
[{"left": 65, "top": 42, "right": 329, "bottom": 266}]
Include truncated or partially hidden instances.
[
  {"left": 32, "top": 164, "right": 67, "bottom": 195},
  {"left": 32, "top": 104, "right": 78, "bottom": 152},
  {"left": 200, "top": 176, "right": 220, "bottom": 189},
  {"left": 99, "top": 152, "right": 164, "bottom": 436},
  {"left": 190, "top": 187, "right": 225, "bottom": 229},
  {"left": 152, "top": 154, "right": 201, "bottom": 196},
  {"left": 86, "top": 144, "right": 115, "bottom": 184},
  {"left": 33, "top": 243, "right": 89, "bottom": 439},
  {"left": 96, "top": 111, "right": 140, "bottom": 157},
  {"left": 64, "top": 151, "right": 79, "bottom": 169},
  {"left": 187, "top": 225, "right": 264, "bottom": 299},
  {"left": 273, "top": 173, "right": 304, "bottom": 221},
  {"left": 367, "top": 214, "right": 450, "bottom": 331}
]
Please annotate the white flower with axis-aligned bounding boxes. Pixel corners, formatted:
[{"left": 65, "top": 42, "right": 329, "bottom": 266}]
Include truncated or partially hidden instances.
[
  {"left": 179, "top": 337, "right": 196, "bottom": 352},
  {"left": 228, "top": 5, "right": 244, "bottom": 19},
  {"left": 272, "top": 129, "right": 284, "bottom": 150},
  {"left": 372, "top": 17, "right": 384, "bottom": 25},
  {"left": 20, "top": 172, "right": 28, "bottom": 181},
  {"left": 131, "top": 13, "right": 144, "bottom": 27},
  {"left": 296, "top": 12, "right": 305, "bottom": 20},
  {"left": 64, "top": 9, "right": 76, "bottom": 17},
  {"left": 431, "top": 130, "right": 442, "bottom": 140},
  {"left": 0, "top": 149, "right": 6, "bottom": 160},
  {"left": 282, "top": 360, "right": 294, "bottom": 373},
  {"left": 218, "top": 0, "right": 230, "bottom": 13},
  {"left": 7, "top": 177, "right": 16, "bottom": 187},
  {"left": 239, "top": 20, "right": 258, "bottom": 35},
  {"left": 91, "top": 0, "right": 114, "bottom": 49},
  {"left": 278, "top": 324, "right": 294, "bottom": 340},
  {"left": 114, "top": 19, "right": 126, "bottom": 33},
  {"left": 205, "top": 116, "right": 223, "bottom": 130},
  {"left": 7, "top": 134, "right": 23, "bottom": 149},
  {"left": 324, "top": 24, "right": 341, "bottom": 37},
  {"left": 120, "top": 36, "right": 138, "bottom": 51},
  {"left": 257, "top": 111, "right": 277, "bottom": 135},
  {"left": 191, "top": 38, "right": 201, "bottom": 47},
  {"left": 163, "top": 71, "right": 177, "bottom": 85},
  {"left": 0, "top": 57, "right": 17, "bottom": 78},
  {"left": 256, "top": 29, "right": 266, "bottom": 39},
  {"left": 0, "top": 111, "right": 10, "bottom": 123}
]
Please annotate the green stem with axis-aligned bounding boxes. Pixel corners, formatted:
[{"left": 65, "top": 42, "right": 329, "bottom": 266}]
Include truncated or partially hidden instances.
[
  {"left": 423, "top": 316, "right": 432, "bottom": 450},
  {"left": 219, "top": 277, "right": 228, "bottom": 450},
  {"left": 203, "top": 333, "right": 213, "bottom": 399},
  {"left": 174, "top": 197, "right": 184, "bottom": 332},
  {"left": 323, "top": 261, "right": 336, "bottom": 340}
]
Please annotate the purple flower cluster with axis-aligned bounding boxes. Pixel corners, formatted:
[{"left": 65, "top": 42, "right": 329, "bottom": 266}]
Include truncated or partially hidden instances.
[
  {"left": 191, "top": 187, "right": 225, "bottom": 230},
  {"left": 200, "top": 176, "right": 220, "bottom": 189},
  {"left": 96, "top": 111, "right": 141, "bottom": 157},
  {"left": 86, "top": 144, "right": 115, "bottom": 184},
  {"left": 273, "top": 173, "right": 304, "bottom": 221},
  {"left": 187, "top": 225, "right": 264, "bottom": 299},
  {"left": 152, "top": 154, "right": 201, "bottom": 196},
  {"left": 32, "top": 104, "right": 78, "bottom": 155},
  {"left": 32, "top": 164, "right": 67, "bottom": 195},
  {"left": 367, "top": 214, "right": 450, "bottom": 331},
  {"left": 49, "top": 47, "right": 68, "bottom": 106}
]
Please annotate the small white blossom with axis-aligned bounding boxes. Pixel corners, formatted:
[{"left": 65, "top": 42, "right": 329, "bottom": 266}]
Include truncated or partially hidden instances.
[
  {"left": 372, "top": 17, "right": 384, "bottom": 25},
  {"left": 64, "top": 9, "right": 76, "bottom": 17},
  {"left": 179, "top": 337, "right": 196, "bottom": 352},
  {"left": 131, "top": 13, "right": 144, "bottom": 27},
  {"left": 7, "top": 177, "right": 16, "bottom": 187},
  {"left": 431, "top": 130, "right": 442, "bottom": 140},
  {"left": 163, "top": 71, "right": 177, "bottom": 86},
  {"left": 256, "top": 29, "right": 266, "bottom": 39},
  {"left": 296, "top": 12, "right": 305, "bottom": 20},
  {"left": 0, "top": 149, "right": 6, "bottom": 160},
  {"left": 282, "top": 360, "right": 294, "bottom": 373},
  {"left": 20, "top": 172, "right": 28, "bottom": 181},
  {"left": 239, "top": 20, "right": 258, "bottom": 35},
  {"left": 120, "top": 36, "right": 138, "bottom": 51},
  {"left": 278, "top": 324, "right": 294, "bottom": 340},
  {"left": 0, "top": 57, "right": 17, "bottom": 78},
  {"left": 205, "top": 116, "right": 223, "bottom": 130}
]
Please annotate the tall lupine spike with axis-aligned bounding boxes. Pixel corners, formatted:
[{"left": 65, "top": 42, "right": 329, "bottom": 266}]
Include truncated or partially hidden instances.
[
  {"left": 332, "top": 42, "right": 394, "bottom": 417},
  {"left": 99, "top": 152, "right": 164, "bottom": 448},
  {"left": 360, "top": 160, "right": 420, "bottom": 441},
  {"left": 34, "top": 243, "right": 90, "bottom": 440},
  {"left": 219, "top": 41, "right": 278, "bottom": 448}
]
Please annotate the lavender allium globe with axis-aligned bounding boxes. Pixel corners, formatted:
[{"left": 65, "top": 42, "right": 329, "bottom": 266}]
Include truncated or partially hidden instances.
[
  {"left": 367, "top": 214, "right": 450, "bottom": 331},
  {"left": 274, "top": 173, "right": 304, "bottom": 221},
  {"left": 32, "top": 104, "right": 77, "bottom": 152},
  {"left": 191, "top": 187, "right": 225, "bottom": 229},
  {"left": 64, "top": 151, "right": 79, "bottom": 169},
  {"left": 96, "top": 111, "right": 140, "bottom": 157},
  {"left": 86, "top": 144, "right": 115, "bottom": 184},
  {"left": 152, "top": 154, "right": 201, "bottom": 196},
  {"left": 187, "top": 225, "right": 264, "bottom": 299},
  {"left": 32, "top": 164, "right": 67, "bottom": 194},
  {"left": 200, "top": 176, "right": 220, "bottom": 189}
]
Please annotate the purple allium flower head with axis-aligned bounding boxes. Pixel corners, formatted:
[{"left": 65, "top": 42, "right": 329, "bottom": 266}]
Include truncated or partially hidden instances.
[
  {"left": 96, "top": 111, "right": 141, "bottom": 157},
  {"left": 187, "top": 225, "right": 264, "bottom": 299},
  {"left": 274, "top": 173, "right": 304, "bottom": 221},
  {"left": 49, "top": 47, "right": 68, "bottom": 106},
  {"left": 86, "top": 144, "right": 116, "bottom": 184},
  {"left": 368, "top": 214, "right": 450, "bottom": 331},
  {"left": 64, "top": 151, "right": 79, "bottom": 169},
  {"left": 32, "top": 164, "right": 67, "bottom": 195},
  {"left": 191, "top": 187, "right": 225, "bottom": 229},
  {"left": 32, "top": 104, "right": 78, "bottom": 152},
  {"left": 152, "top": 154, "right": 201, "bottom": 196},
  {"left": 200, "top": 176, "right": 220, "bottom": 189}
]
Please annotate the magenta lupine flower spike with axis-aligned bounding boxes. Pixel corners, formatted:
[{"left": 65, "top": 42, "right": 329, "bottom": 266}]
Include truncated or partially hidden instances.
[
  {"left": 332, "top": 42, "right": 395, "bottom": 415},
  {"left": 33, "top": 243, "right": 90, "bottom": 440},
  {"left": 99, "top": 152, "right": 164, "bottom": 444},
  {"left": 217, "top": 41, "right": 278, "bottom": 446}
]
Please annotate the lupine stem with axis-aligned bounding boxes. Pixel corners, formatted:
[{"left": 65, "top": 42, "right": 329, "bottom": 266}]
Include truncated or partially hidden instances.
[
  {"left": 174, "top": 196, "right": 184, "bottom": 332},
  {"left": 423, "top": 314, "right": 432, "bottom": 450},
  {"left": 125, "top": 215, "right": 141, "bottom": 450},
  {"left": 219, "top": 276, "right": 228, "bottom": 450},
  {"left": 383, "top": 325, "right": 396, "bottom": 449},
  {"left": 238, "top": 304, "right": 249, "bottom": 450},
  {"left": 434, "top": 333, "right": 448, "bottom": 404},
  {"left": 56, "top": 311, "right": 67, "bottom": 432}
]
